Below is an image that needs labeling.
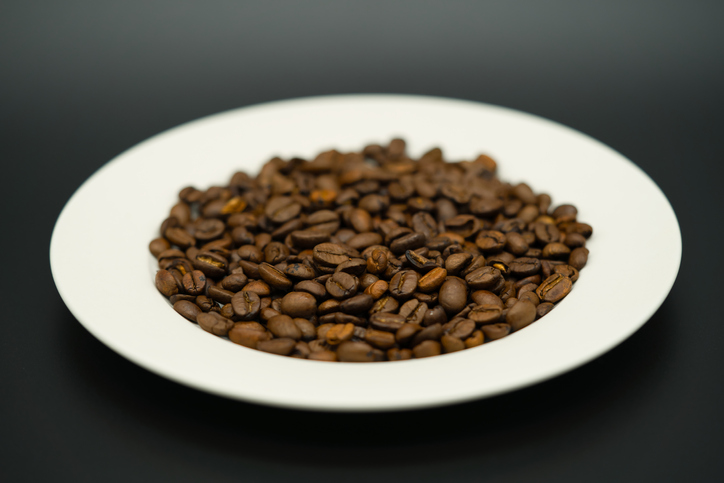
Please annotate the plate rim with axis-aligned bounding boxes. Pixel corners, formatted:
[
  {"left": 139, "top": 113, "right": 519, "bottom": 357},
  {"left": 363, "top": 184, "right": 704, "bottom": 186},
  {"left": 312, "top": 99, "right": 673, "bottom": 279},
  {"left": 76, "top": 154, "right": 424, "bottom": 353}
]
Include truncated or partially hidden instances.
[{"left": 50, "top": 93, "right": 682, "bottom": 412}]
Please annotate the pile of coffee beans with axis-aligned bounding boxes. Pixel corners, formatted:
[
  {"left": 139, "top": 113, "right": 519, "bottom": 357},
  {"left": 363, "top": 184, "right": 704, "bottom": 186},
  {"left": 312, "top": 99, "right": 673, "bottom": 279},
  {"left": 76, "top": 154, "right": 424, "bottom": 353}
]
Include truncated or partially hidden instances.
[{"left": 150, "top": 139, "right": 591, "bottom": 362}]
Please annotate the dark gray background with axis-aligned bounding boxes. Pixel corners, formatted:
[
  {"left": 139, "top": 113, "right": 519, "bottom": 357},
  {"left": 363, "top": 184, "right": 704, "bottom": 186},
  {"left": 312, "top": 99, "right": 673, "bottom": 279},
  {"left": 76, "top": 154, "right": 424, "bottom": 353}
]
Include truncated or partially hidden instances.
[{"left": 2, "top": 1, "right": 722, "bottom": 481}]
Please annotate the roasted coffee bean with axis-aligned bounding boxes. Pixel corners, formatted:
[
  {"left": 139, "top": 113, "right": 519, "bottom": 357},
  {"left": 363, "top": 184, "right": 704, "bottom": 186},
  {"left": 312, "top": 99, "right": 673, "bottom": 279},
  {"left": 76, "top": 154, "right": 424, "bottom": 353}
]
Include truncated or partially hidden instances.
[
  {"left": 389, "top": 270, "right": 419, "bottom": 299},
  {"left": 313, "top": 243, "right": 350, "bottom": 266},
  {"left": 280, "top": 291, "right": 317, "bottom": 318},
  {"left": 464, "top": 330, "right": 484, "bottom": 348},
  {"left": 220, "top": 272, "right": 248, "bottom": 292},
  {"left": 447, "top": 319, "right": 476, "bottom": 339},
  {"left": 475, "top": 230, "right": 506, "bottom": 252},
  {"left": 553, "top": 264, "right": 579, "bottom": 282},
  {"left": 445, "top": 252, "right": 473, "bottom": 276},
  {"left": 519, "top": 291, "right": 540, "bottom": 306},
  {"left": 441, "top": 334, "right": 466, "bottom": 353},
  {"left": 165, "top": 227, "right": 196, "bottom": 249},
  {"left": 465, "top": 266, "right": 503, "bottom": 290},
  {"left": 387, "top": 348, "right": 413, "bottom": 361},
  {"left": 370, "top": 313, "right": 406, "bottom": 332},
  {"left": 293, "top": 318, "right": 317, "bottom": 341},
  {"left": 416, "top": 267, "right": 446, "bottom": 293},
  {"left": 359, "top": 272, "right": 380, "bottom": 289},
  {"left": 150, "top": 238, "right": 171, "bottom": 258},
  {"left": 340, "top": 293, "right": 374, "bottom": 314},
  {"left": 482, "top": 323, "right": 511, "bottom": 341},
  {"left": 400, "top": 300, "right": 428, "bottom": 325},
  {"left": 231, "top": 290, "right": 261, "bottom": 320},
  {"left": 267, "top": 315, "right": 303, "bottom": 340},
  {"left": 197, "top": 312, "right": 234, "bottom": 336},
  {"left": 285, "top": 262, "right": 317, "bottom": 280},
  {"left": 293, "top": 280, "right": 327, "bottom": 299},
  {"left": 181, "top": 270, "right": 206, "bottom": 296},
  {"left": 411, "top": 323, "right": 443, "bottom": 347},
  {"left": 413, "top": 340, "right": 442, "bottom": 358},
  {"left": 535, "top": 223, "right": 560, "bottom": 244},
  {"left": 508, "top": 257, "right": 541, "bottom": 277},
  {"left": 460, "top": 255, "right": 487, "bottom": 278},
  {"left": 422, "top": 305, "right": 447, "bottom": 327},
  {"left": 348, "top": 208, "right": 373, "bottom": 233},
  {"left": 237, "top": 245, "right": 263, "bottom": 263},
  {"left": 470, "top": 290, "right": 503, "bottom": 308},
  {"left": 365, "top": 329, "right": 396, "bottom": 349},
  {"left": 507, "top": 300, "right": 537, "bottom": 330},
  {"left": 542, "top": 242, "right": 571, "bottom": 260},
  {"left": 173, "top": 300, "right": 202, "bottom": 322},
  {"left": 335, "top": 258, "right": 368, "bottom": 277},
  {"left": 228, "top": 327, "right": 271, "bottom": 349},
  {"left": 390, "top": 232, "right": 426, "bottom": 255},
  {"left": 536, "top": 273, "right": 573, "bottom": 303},
  {"left": 537, "top": 302, "right": 555, "bottom": 318},
  {"left": 364, "top": 279, "right": 389, "bottom": 299},
  {"left": 569, "top": 247, "right": 589, "bottom": 270},
  {"left": 258, "top": 263, "right": 293, "bottom": 291},
  {"left": 195, "top": 295, "right": 214, "bottom": 312},
  {"left": 336, "top": 341, "right": 378, "bottom": 362},
  {"left": 439, "top": 277, "right": 468, "bottom": 315},
  {"left": 404, "top": 249, "right": 437, "bottom": 272},
  {"left": 468, "top": 304, "right": 503, "bottom": 325},
  {"left": 366, "top": 248, "right": 389, "bottom": 275},
  {"left": 257, "top": 338, "right": 297, "bottom": 355},
  {"left": 308, "top": 350, "right": 337, "bottom": 361},
  {"left": 207, "top": 285, "right": 234, "bottom": 305},
  {"left": 326, "top": 272, "right": 359, "bottom": 299},
  {"left": 563, "top": 232, "right": 587, "bottom": 248},
  {"left": 155, "top": 269, "right": 179, "bottom": 297}
]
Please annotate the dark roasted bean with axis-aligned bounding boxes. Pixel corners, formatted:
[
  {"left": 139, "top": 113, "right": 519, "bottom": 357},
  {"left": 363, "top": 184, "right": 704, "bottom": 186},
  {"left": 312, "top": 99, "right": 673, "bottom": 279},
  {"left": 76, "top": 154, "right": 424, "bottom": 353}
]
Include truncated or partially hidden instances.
[
  {"left": 482, "top": 323, "right": 511, "bottom": 341},
  {"left": 569, "top": 247, "right": 589, "bottom": 270},
  {"left": 326, "top": 272, "right": 359, "bottom": 299},
  {"left": 197, "top": 312, "right": 234, "bottom": 336},
  {"left": 389, "top": 270, "right": 419, "bottom": 299},
  {"left": 231, "top": 290, "right": 261, "bottom": 320},
  {"left": 280, "top": 291, "right": 317, "bottom": 318},
  {"left": 173, "top": 300, "right": 202, "bottom": 322},
  {"left": 536, "top": 274, "right": 573, "bottom": 303}
]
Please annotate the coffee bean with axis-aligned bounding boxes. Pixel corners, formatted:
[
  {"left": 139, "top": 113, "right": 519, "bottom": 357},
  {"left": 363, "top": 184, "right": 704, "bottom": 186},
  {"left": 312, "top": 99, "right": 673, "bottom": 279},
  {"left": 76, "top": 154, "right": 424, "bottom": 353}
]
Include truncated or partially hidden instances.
[
  {"left": 308, "top": 350, "right": 337, "bottom": 361},
  {"left": 231, "top": 290, "right": 261, "bottom": 320},
  {"left": 150, "top": 238, "right": 171, "bottom": 258},
  {"left": 369, "top": 313, "right": 406, "bottom": 332},
  {"left": 413, "top": 340, "right": 442, "bottom": 358},
  {"left": 482, "top": 323, "right": 511, "bottom": 341},
  {"left": 439, "top": 277, "right": 468, "bottom": 315},
  {"left": 313, "top": 243, "right": 350, "bottom": 266},
  {"left": 468, "top": 304, "right": 503, "bottom": 325},
  {"left": 364, "top": 279, "right": 389, "bottom": 299},
  {"left": 181, "top": 270, "right": 206, "bottom": 296},
  {"left": 267, "top": 315, "right": 303, "bottom": 340},
  {"left": 336, "top": 341, "right": 378, "bottom": 362},
  {"left": 173, "top": 300, "right": 202, "bottom": 322},
  {"left": 447, "top": 319, "right": 476, "bottom": 339},
  {"left": 465, "top": 266, "right": 503, "bottom": 290},
  {"left": 280, "top": 291, "right": 317, "bottom": 318},
  {"left": 155, "top": 270, "right": 179, "bottom": 297},
  {"left": 366, "top": 248, "right": 389, "bottom": 274},
  {"left": 553, "top": 264, "right": 579, "bottom": 282},
  {"left": 569, "top": 247, "right": 589, "bottom": 270},
  {"left": 441, "top": 334, "right": 466, "bottom": 353},
  {"left": 475, "top": 230, "right": 506, "bottom": 252},
  {"left": 507, "top": 300, "right": 537, "bottom": 330},
  {"left": 537, "top": 302, "right": 555, "bottom": 318},
  {"left": 411, "top": 323, "right": 443, "bottom": 347},
  {"left": 257, "top": 338, "right": 297, "bottom": 355},
  {"left": 340, "top": 293, "right": 374, "bottom": 314},
  {"left": 535, "top": 223, "right": 560, "bottom": 244},
  {"left": 326, "top": 272, "right": 359, "bottom": 299},
  {"left": 335, "top": 258, "right": 368, "bottom": 277},
  {"left": 542, "top": 242, "right": 571, "bottom": 259},
  {"left": 228, "top": 326, "right": 271, "bottom": 348},
  {"left": 257, "top": 263, "right": 293, "bottom": 291},
  {"left": 536, "top": 273, "right": 573, "bottom": 303},
  {"left": 390, "top": 232, "right": 426, "bottom": 255},
  {"left": 508, "top": 257, "right": 541, "bottom": 277},
  {"left": 389, "top": 270, "right": 419, "bottom": 299},
  {"left": 197, "top": 312, "right": 234, "bottom": 336},
  {"left": 365, "top": 329, "right": 397, "bottom": 349},
  {"left": 387, "top": 348, "right": 413, "bottom": 361},
  {"left": 465, "top": 330, "right": 484, "bottom": 348}
]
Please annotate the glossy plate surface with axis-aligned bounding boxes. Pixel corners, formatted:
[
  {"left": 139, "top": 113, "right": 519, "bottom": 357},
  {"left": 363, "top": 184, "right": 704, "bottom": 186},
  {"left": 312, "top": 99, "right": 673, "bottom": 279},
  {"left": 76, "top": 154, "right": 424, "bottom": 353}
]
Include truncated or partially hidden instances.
[{"left": 50, "top": 95, "right": 681, "bottom": 411}]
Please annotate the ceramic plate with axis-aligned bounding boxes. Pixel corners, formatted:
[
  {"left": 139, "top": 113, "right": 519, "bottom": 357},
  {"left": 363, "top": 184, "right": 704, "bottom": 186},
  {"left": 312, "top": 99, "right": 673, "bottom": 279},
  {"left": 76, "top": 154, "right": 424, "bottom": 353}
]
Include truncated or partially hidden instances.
[{"left": 50, "top": 95, "right": 681, "bottom": 411}]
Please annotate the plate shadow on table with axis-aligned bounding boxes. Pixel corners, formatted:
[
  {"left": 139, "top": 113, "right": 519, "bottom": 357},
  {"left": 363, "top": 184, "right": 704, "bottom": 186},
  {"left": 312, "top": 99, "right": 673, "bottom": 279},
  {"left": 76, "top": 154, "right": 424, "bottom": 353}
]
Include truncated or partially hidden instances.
[{"left": 60, "top": 298, "right": 675, "bottom": 470}]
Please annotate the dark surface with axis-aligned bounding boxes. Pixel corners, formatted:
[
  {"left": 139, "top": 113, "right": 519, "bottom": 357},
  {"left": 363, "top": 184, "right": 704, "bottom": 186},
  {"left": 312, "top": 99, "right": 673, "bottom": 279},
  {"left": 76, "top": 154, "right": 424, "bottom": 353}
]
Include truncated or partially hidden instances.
[{"left": 2, "top": 1, "right": 722, "bottom": 481}]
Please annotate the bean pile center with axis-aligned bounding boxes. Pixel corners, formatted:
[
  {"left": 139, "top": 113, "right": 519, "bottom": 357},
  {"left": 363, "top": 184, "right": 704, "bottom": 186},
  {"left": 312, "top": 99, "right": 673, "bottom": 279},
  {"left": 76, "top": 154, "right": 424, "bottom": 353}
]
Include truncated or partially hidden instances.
[{"left": 151, "top": 139, "right": 591, "bottom": 362}]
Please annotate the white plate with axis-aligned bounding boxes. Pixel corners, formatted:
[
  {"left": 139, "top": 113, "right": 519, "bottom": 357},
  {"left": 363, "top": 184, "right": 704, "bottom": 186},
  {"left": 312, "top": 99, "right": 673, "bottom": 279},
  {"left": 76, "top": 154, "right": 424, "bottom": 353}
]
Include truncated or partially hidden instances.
[{"left": 50, "top": 95, "right": 681, "bottom": 412}]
